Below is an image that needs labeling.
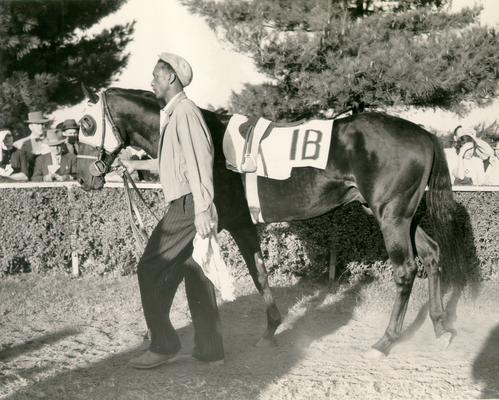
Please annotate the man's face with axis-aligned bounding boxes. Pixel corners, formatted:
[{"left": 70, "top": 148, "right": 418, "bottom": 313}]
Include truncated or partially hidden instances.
[
  {"left": 50, "top": 144, "right": 62, "bottom": 156},
  {"left": 3, "top": 133, "right": 13, "bottom": 148},
  {"left": 151, "top": 63, "right": 171, "bottom": 99},
  {"left": 29, "top": 123, "right": 44, "bottom": 138},
  {"left": 65, "top": 128, "right": 78, "bottom": 137}
]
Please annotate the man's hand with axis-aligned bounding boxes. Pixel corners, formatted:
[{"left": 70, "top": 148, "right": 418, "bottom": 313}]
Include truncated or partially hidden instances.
[
  {"left": 121, "top": 159, "right": 137, "bottom": 174},
  {"left": 114, "top": 159, "right": 137, "bottom": 177},
  {"left": 43, "top": 174, "right": 55, "bottom": 182},
  {"left": 195, "top": 208, "right": 217, "bottom": 238}
]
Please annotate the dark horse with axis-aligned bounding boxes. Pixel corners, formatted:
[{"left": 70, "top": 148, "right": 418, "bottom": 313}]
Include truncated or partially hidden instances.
[{"left": 76, "top": 87, "right": 461, "bottom": 356}]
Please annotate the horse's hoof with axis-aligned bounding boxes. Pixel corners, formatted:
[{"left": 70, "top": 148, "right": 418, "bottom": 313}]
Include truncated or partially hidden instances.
[
  {"left": 256, "top": 337, "right": 276, "bottom": 348},
  {"left": 364, "top": 348, "right": 386, "bottom": 360},
  {"left": 437, "top": 331, "right": 453, "bottom": 350}
]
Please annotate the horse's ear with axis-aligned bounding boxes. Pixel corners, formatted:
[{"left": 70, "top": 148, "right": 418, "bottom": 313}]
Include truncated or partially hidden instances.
[{"left": 81, "top": 83, "right": 99, "bottom": 104}]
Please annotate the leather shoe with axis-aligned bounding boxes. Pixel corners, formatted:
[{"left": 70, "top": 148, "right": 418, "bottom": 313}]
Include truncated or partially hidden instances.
[{"left": 129, "top": 350, "right": 181, "bottom": 369}]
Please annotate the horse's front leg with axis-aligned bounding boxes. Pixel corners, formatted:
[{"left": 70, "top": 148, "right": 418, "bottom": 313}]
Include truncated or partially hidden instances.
[{"left": 228, "top": 224, "right": 282, "bottom": 346}]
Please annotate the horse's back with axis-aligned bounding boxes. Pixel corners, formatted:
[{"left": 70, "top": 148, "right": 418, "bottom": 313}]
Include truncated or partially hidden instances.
[{"left": 258, "top": 112, "right": 436, "bottom": 222}]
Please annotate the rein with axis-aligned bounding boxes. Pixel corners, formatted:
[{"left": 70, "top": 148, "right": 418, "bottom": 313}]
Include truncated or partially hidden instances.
[{"left": 120, "top": 165, "right": 160, "bottom": 254}]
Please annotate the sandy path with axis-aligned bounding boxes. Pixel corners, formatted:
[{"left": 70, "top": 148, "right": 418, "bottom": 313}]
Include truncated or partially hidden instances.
[{"left": 1, "top": 274, "right": 498, "bottom": 399}]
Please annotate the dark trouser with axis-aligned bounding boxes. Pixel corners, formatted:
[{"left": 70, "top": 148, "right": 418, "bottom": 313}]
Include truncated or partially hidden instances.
[{"left": 137, "top": 194, "right": 224, "bottom": 361}]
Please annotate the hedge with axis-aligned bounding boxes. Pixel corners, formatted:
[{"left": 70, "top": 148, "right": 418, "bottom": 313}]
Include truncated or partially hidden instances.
[{"left": 0, "top": 185, "right": 497, "bottom": 282}]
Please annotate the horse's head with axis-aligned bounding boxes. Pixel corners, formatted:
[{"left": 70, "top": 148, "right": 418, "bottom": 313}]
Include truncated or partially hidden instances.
[{"left": 76, "top": 84, "right": 124, "bottom": 190}]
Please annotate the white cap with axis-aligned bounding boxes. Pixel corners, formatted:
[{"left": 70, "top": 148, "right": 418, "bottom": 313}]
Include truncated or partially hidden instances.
[{"left": 158, "top": 52, "right": 193, "bottom": 87}]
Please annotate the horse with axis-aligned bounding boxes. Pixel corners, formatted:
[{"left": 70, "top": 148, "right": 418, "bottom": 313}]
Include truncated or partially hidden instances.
[{"left": 75, "top": 86, "right": 462, "bottom": 357}]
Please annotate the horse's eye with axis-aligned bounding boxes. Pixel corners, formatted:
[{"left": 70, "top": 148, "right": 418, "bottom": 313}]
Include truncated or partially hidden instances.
[{"left": 79, "top": 115, "right": 96, "bottom": 137}]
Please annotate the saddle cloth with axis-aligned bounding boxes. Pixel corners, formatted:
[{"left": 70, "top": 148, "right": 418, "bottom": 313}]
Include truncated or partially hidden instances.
[{"left": 223, "top": 114, "right": 334, "bottom": 180}]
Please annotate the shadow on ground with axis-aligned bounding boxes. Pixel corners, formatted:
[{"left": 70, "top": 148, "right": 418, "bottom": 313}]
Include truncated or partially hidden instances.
[
  {"left": 6, "top": 281, "right": 365, "bottom": 400},
  {"left": 473, "top": 324, "right": 499, "bottom": 399},
  {"left": 0, "top": 328, "right": 81, "bottom": 362}
]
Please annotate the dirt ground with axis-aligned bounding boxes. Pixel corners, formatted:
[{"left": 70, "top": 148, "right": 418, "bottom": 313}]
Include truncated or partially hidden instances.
[{"left": 1, "top": 272, "right": 498, "bottom": 400}]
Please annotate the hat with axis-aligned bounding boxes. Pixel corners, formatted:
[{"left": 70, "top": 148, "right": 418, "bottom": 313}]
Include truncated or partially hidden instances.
[
  {"left": 158, "top": 52, "right": 193, "bottom": 87},
  {"left": 25, "top": 111, "right": 50, "bottom": 124},
  {"left": 61, "top": 119, "right": 79, "bottom": 136},
  {"left": 62, "top": 119, "right": 79, "bottom": 131},
  {"left": 456, "top": 126, "right": 476, "bottom": 139},
  {"left": 42, "top": 129, "right": 66, "bottom": 146}
]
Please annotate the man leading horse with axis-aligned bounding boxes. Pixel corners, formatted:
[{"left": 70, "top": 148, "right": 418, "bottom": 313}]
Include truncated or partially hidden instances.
[{"left": 123, "top": 53, "right": 224, "bottom": 369}]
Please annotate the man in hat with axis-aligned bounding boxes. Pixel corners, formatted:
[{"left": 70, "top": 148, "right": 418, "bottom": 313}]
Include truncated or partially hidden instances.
[
  {"left": 120, "top": 53, "right": 224, "bottom": 369},
  {"left": 14, "top": 111, "right": 51, "bottom": 178},
  {"left": 31, "top": 128, "right": 77, "bottom": 182},
  {"left": 57, "top": 119, "right": 79, "bottom": 155}
]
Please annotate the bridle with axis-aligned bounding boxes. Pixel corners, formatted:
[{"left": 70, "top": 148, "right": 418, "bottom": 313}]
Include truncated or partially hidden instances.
[{"left": 77, "top": 90, "right": 125, "bottom": 177}]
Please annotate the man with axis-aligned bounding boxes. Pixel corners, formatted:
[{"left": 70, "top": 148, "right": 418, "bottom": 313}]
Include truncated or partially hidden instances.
[
  {"left": 31, "top": 128, "right": 77, "bottom": 182},
  {"left": 59, "top": 119, "right": 79, "bottom": 155},
  {"left": 14, "top": 111, "right": 51, "bottom": 178},
  {"left": 0, "top": 129, "right": 29, "bottom": 181},
  {"left": 121, "top": 53, "right": 224, "bottom": 369}
]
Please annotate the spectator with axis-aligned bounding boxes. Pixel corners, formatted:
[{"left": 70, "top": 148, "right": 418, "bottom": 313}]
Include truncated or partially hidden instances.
[
  {"left": 452, "top": 135, "right": 485, "bottom": 185},
  {"left": 449, "top": 126, "right": 494, "bottom": 185},
  {"left": 14, "top": 111, "right": 51, "bottom": 177},
  {"left": 0, "top": 129, "right": 29, "bottom": 181},
  {"left": 61, "top": 119, "right": 79, "bottom": 155},
  {"left": 484, "top": 142, "right": 499, "bottom": 185},
  {"left": 31, "top": 129, "right": 76, "bottom": 182}
]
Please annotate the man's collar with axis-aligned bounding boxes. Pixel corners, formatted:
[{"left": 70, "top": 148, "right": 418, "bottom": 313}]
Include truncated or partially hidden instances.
[{"left": 161, "top": 91, "right": 186, "bottom": 117}]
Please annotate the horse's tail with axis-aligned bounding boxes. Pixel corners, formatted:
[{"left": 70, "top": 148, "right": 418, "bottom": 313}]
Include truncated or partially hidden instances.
[{"left": 426, "top": 134, "right": 463, "bottom": 283}]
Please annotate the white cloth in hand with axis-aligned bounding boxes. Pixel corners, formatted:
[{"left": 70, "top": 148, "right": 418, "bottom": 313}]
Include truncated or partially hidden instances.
[{"left": 192, "top": 233, "right": 236, "bottom": 302}]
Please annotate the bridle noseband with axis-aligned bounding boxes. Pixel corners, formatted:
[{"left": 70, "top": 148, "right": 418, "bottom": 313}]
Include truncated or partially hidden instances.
[{"left": 77, "top": 90, "right": 124, "bottom": 177}]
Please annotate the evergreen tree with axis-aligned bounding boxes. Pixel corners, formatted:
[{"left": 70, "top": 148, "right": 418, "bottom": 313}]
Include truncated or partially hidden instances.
[
  {"left": 181, "top": 0, "right": 499, "bottom": 120},
  {"left": 0, "top": 0, "right": 134, "bottom": 136}
]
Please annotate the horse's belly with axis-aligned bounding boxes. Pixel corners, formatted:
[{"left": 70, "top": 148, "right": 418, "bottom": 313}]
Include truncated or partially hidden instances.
[{"left": 257, "top": 167, "right": 351, "bottom": 222}]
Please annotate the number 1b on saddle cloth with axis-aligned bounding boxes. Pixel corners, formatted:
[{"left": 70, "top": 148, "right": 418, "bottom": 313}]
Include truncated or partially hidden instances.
[{"left": 222, "top": 114, "right": 333, "bottom": 224}]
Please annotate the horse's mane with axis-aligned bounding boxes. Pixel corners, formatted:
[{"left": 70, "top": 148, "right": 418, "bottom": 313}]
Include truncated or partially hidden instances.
[
  {"left": 106, "top": 87, "right": 163, "bottom": 111},
  {"left": 105, "top": 87, "right": 232, "bottom": 130}
]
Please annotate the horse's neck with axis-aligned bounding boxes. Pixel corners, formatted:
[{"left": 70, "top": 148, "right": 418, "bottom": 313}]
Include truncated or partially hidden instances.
[{"left": 113, "top": 102, "right": 160, "bottom": 158}]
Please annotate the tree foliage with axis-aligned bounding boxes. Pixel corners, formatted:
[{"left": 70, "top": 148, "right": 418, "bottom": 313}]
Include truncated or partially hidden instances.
[
  {"left": 0, "top": 0, "right": 134, "bottom": 136},
  {"left": 182, "top": 0, "right": 499, "bottom": 120}
]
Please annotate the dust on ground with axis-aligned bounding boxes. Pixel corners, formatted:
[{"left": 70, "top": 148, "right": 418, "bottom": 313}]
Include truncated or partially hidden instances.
[{"left": 1, "top": 273, "right": 498, "bottom": 400}]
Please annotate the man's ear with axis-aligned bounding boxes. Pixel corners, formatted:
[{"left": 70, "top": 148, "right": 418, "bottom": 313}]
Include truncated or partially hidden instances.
[{"left": 169, "top": 73, "right": 177, "bottom": 85}]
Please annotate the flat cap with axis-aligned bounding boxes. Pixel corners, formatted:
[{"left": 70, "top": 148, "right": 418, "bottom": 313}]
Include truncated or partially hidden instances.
[{"left": 158, "top": 52, "right": 193, "bottom": 87}]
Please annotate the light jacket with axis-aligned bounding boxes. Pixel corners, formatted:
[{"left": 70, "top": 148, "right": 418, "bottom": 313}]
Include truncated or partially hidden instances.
[{"left": 158, "top": 91, "right": 214, "bottom": 214}]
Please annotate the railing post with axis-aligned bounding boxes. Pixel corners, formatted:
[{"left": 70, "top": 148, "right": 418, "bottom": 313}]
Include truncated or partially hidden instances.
[{"left": 67, "top": 184, "right": 79, "bottom": 277}]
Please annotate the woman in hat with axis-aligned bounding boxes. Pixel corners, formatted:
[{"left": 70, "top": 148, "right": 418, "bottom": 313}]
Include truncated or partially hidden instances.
[
  {"left": 0, "top": 129, "right": 29, "bottom": 181},
  {"left": 31, "top": 129, "right": 77, "bottom": 182},
  {"left": 452, "top": 132, "right": 486, "bottom": 185}
]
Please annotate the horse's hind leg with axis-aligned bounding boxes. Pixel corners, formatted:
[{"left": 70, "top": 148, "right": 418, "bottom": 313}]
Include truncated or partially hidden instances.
[
  {"left": 415, "top": 226, "right": 453, "bottom": 347},
  {"left": 228, "top": 224, "right": 282, "bottom": 346},
  {"left": 368, "top": 216, "right": 417, "bottom": 357}
]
